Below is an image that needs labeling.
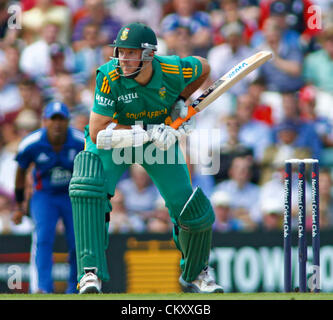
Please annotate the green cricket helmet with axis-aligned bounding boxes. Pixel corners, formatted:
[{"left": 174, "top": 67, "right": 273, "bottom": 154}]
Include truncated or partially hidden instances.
[
  {"left": 110, "top": 23, "right": 158, "bottom": 78},
  {"left": 111, "top": 22, "right": 157, "bottom": 51}
]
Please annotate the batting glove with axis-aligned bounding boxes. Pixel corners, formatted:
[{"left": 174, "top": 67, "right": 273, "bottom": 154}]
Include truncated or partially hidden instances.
[{"left": 149, "top": 123, "right": 181, "bottom": 151}]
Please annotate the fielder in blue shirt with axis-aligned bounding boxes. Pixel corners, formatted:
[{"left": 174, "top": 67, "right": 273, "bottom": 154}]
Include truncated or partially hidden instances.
[{"left": 12, "top": 101, "right": 85, "bottom": 293}]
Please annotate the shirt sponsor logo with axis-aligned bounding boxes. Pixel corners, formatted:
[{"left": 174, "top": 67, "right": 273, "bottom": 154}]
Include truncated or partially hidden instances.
[
  {"left": 50, "top": 167, "right": 72, "bottom": 186},
  {"left": 96, "top": 93, "right": 114, "bottom": 107},
  {"left": 125, "top": 107, "right": 168, "bottom": 119},
  {"left": 36, "top": 153, "right": 49, "bottom": 163},
  {"left": 118, "top": 92, "right": 139, "bottom": 104}
]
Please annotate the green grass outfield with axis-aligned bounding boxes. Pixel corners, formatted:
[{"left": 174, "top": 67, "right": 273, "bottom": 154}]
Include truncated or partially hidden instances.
[{"left": 0, "top": 293, "right": 333, "bottom": 300}]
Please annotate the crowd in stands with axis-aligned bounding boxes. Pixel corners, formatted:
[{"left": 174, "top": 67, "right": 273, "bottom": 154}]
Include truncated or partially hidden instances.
[{"left": 1, "top": 0, "right": 333, "bottom": 235}]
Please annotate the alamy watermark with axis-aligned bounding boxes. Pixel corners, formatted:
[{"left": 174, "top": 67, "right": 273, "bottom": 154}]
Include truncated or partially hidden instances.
[
  {"left": 110, "top": 125, "right": 222, "bottom": 175},
  {"left": 307, "top": 5, "right": 322, "bottom": 30},
  {"left": 7, "top": 265, "right": 22, "bottom": 290},
  {"left": 7, "top": 3, "right": 22, "bottom": 30},
  {"left": 308, "top": 265, "right": 321, "bottom": 292}
]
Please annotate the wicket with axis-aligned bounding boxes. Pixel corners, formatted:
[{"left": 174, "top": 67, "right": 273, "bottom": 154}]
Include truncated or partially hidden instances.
[{"left": 284, "top": 158, "right": 320, "bottom": 293}]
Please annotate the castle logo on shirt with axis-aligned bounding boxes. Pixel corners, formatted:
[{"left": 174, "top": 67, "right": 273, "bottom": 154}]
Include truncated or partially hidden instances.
[
  {"left": 118, "top": 92, "right": 139, "bottom": 104},
  {"left": 95, "top": 93, "right": 114, "bottom": 107}
]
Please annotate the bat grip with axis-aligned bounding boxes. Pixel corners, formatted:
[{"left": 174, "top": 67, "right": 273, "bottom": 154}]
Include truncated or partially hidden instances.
[{"left": 170, "top": 106, "right": 197, "bottom": 129}]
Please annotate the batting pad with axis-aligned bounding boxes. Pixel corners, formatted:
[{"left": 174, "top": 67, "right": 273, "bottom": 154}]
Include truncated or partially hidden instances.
[
  {"left": 69, "top": 151, "right": 110, "bottom": 282},
  {"left": 176, "top": 187, "right": 215, "bottom": 282}
]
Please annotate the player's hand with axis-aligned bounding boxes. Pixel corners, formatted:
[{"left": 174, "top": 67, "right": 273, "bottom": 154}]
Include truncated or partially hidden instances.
[
  {"left": 149, "top": 124, "right": 181, "bottom": 151},
  {"left": 171, "top": 97, "right": 188, "bottom": 121},
  {"left": 97, "top": 124, "right": 150, "bottom": 149},
  {"left": 171, "top": 97, "right": 195, "bottom": 136},
  {"left": 96, "top": 127, "right": 114, "bottom": 150},
  {"left": 12, "top": 209, "right": 25, "bottom": 225},
  {"left": 178, "top": 117, "right": 195, "bottom": 136}
]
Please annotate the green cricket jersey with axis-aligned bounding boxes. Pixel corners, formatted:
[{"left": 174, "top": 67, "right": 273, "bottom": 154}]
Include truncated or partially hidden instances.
[{"left": 92, "top": 55, "right": 202, "bottom": 126}]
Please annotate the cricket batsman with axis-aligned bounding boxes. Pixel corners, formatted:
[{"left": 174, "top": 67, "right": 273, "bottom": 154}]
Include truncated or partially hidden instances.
[{"left": 69, "top": 22, "right": 223, "bottom": 294}]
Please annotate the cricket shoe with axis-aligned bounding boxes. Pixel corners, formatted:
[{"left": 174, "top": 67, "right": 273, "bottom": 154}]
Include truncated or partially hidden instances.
[
  {"left": 78, "top": 268, "right": 102, "bottom": 294},
  {"left": 179, "top": 266, "right": 224, "bottom": 293}
]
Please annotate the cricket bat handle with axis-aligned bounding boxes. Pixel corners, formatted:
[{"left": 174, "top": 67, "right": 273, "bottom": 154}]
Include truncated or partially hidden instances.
[{"left": 170, "top": 105, "right": 197, "bottom": 129}]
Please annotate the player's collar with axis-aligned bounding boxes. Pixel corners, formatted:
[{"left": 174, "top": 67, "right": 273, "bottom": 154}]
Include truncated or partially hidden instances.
[{"left": 121, "top": 58, "right": 162, "bottom": 90}]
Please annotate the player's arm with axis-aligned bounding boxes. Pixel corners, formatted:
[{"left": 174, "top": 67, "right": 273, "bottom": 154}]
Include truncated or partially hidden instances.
[
  {"left": 151, "top": 57, "right": 211, "bottom": 150},
  {"left": 179, "top": 56, "right": 210, "bottom": 100},
  {"left": 12, "top": 166, "right": 27, "bottom": 225},
  {"left": 171, "top": 56, "right": 210, "bottom": 121},
  {"left": 89, "top": 111, "right": 114, "bottom": 144}
]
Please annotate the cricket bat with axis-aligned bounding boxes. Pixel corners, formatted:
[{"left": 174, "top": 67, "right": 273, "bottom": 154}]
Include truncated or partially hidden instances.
[{"left": 170, "top": 50, "right": 273, "bottom": 129}]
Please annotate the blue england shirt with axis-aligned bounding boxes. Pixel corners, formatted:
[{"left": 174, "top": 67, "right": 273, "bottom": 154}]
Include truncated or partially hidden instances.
[{"left": 16, "top": 127, "right": 85, "bottom": 194}]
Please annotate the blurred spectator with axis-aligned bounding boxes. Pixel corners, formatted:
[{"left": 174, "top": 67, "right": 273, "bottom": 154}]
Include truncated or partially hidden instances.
[
  {"left": 210, "top": 0, "right": 257, "bottom": 46},
  {"left": 79, "top": 72, "right": 96, "bottom": 111},
  {"left": 207, "top": 21, "right": 257, "bottom": 96},
  {"left": 117, "top": 164, "right": 159, "bottom": 218},
  {"left": 260, "top": 197, "right": 283, "bottom": 231},
  {"left": 210, "top": 190, "right": 243, "bottom": 232},
  {"left": 0, "top": 109, "right": 40, "bottom": 199},
  {"left": 210, "top": 93, "right": 272, "bottom": 163},
  {"left": 258, "top": 0, "right": 321, "bottom": 44},
  {"left": 248, "top": 77, "right": 274, "bottom": 126},
  {"left": 168, "top": 26, "right": 194, "bottom": 58},
  {"left": 19, "top": 22, "right": 75, "bottom": 79},
  {"left": 53, "top": 73, "right": 90, "bottom": 122},
  {"left": 260, "top": 164, "right": 312, "bottom": 228},
  {"left": 303, "top": 24, "right": 333, "bottom": 93},
  {"left": 257, "top": 17, "right": 304, "bottom": 93},
  {"left": 22, "top": 0, "right": 71, "bottom": 44},
  {"left": 0, "top": 65, "right": 22, "bottom": 120},
  {"left": 214, "top": 156, "right": 261, "bottom": 229},
  {"left": 303, "top": 24, "right": 333, "bottom": 122},
  {"left": 160, "top": 0, "right": 212, "bottom": 57},
  {"left": 61, "top": 0, "right": 84, "bottom": 14},
  {"left": 212, "top": 114, "right": 255, "bottom": 184},
  {"left": 72, "top": 0, "right": 122, "bottom": 49},
  {"left": 146, "top": 196, "right": 173, "bottom": 233},
  {"left": 74, "top": 22, "right": 105, "bottom": 82},
  {"left": 308, "top": 169, "right": 333, "bottom": 229},
  {"left": 71, "top": 113, "right": 90, "bottom": 132},
  {"left": 274, "top": 92, "right": 322, "bottom": 159},
  {"left": 111, "top": 0, "right": 163, "bottom": 34},
  {"left": 0, "top": 0, "right": 8, "bottom": 37},
  {"left": 2, "top": 45, "right": 22, "bottom": 84},
  {"left": 15, "top": 109, "right": 41, "bottom": 137},
  {"left": 251, "top": 0, "right": 301, "bottom": 49},
  {"left": 261, "top": 119, "right": 312, "bottom": 183},
  {"left": 235, "top": 93, "right": 272, "bottom": 162},
  {"left": 0, "top": 191, "right": 34, "bottom": 235},
  {"left": 34, "top": 43, "right": 77, "bottom": 102},
  {"left": 188, "top": 163, "right": 215, "bottom": 197},
  {"left": 0, "top": 192, "right": 13, "bottom": 234},
  {"left": 18, "top": 77, "right": 43, "bottom": 115},
  {"left": 0, "top": 130, "right": 18, "bottom": 197},
  {"left": 298, "top": 85, "right": 333, "bottom": 147},
  {"left": 109, "top": 189, "right": 146, "bottom": 233}
]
